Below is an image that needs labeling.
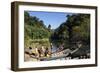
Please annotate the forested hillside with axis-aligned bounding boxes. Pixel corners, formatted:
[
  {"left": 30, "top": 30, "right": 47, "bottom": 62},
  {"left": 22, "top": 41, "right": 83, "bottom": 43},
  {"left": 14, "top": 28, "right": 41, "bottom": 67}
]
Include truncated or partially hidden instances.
[
  {"left": 50, "top": 14, "right": 90, "bottom": 55},
  {"left": 24, "top": 11, "right": 52, "bottom": 48},
  {"left": 24, "top": 11, "right": 90, "bottom": 57}
]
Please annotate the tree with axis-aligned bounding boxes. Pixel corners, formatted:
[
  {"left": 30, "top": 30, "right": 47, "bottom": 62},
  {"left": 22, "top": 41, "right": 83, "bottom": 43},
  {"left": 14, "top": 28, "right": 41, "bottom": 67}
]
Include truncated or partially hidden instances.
[
  {"left": 48, "top": 24, "right": 51, "bottom": 31},
  {"left": 50, "top": 14, "right": 90, "bottom": 49},
  {"left": 65, "top": 14, "right": 90, "bottom": 48},
  {"left": 24, "top": 11, "right": 52, "bottom": 48},
  {"left": 24, "top": 11, "right": 30, "bottom": 23},
  {"left": 65, "top": 14, "right": 81, "bottom": 48}
]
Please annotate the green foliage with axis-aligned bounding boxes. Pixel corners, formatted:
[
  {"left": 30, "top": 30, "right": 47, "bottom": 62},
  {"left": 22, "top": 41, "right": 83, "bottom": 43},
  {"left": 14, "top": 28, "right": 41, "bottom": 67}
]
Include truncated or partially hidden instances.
[
  {"left": 50, "top": 14, "right": 90, "bottom": 49},
  {"left": 24, "top": 11, "right": 90, "bottom": 51},
  {"left": 24, "top": 11, "right": 51, "bottom": 48}
]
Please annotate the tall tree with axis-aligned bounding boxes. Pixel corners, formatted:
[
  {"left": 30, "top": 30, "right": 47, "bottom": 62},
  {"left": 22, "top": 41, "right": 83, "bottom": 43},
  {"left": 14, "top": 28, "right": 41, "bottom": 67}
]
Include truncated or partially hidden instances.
[{"left": 48, "top": 24, "right": 51, "bottom": 31}]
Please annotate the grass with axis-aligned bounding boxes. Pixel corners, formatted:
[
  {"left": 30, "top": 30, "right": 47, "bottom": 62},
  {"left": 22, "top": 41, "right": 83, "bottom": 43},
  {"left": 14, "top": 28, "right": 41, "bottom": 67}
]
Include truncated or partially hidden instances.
[{"left": 24, "top": 38, "right": 51, "bottom": 49}]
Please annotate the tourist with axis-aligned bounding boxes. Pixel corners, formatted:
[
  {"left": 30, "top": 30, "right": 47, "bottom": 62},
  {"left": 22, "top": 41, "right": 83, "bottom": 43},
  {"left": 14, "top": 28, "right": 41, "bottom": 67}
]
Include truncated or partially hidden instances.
[
  {"left": 41, "top": 46, "right": 45, "bottom": 56},
  {"left": 44, "top": 47, "right": 49, "bottom": 57},
  {"left": 38, "top": 48, "right": 43, "bottom": 57}
]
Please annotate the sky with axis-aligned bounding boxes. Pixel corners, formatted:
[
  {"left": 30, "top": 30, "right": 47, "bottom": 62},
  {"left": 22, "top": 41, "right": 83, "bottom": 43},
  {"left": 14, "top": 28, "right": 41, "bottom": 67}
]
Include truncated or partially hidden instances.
[{"left": 28, "top": 11, "right": 71, "bottom": 29}]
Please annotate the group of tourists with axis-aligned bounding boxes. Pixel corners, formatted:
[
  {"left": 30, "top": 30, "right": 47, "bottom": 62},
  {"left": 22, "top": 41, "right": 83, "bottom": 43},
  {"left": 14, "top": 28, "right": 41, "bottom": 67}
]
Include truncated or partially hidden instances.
[
  {"left": 24, "top": 42, "right": 85, "bottom": 61},
  {"left": 25, "top": 46, "right": 52, "bottom": 61}
]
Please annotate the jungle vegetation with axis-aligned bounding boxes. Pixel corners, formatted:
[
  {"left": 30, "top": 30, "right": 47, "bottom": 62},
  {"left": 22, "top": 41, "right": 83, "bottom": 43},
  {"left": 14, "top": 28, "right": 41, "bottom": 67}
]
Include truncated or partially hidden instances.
[{"left": 24, "top": 11, "right": 90, "bottom": 55}]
